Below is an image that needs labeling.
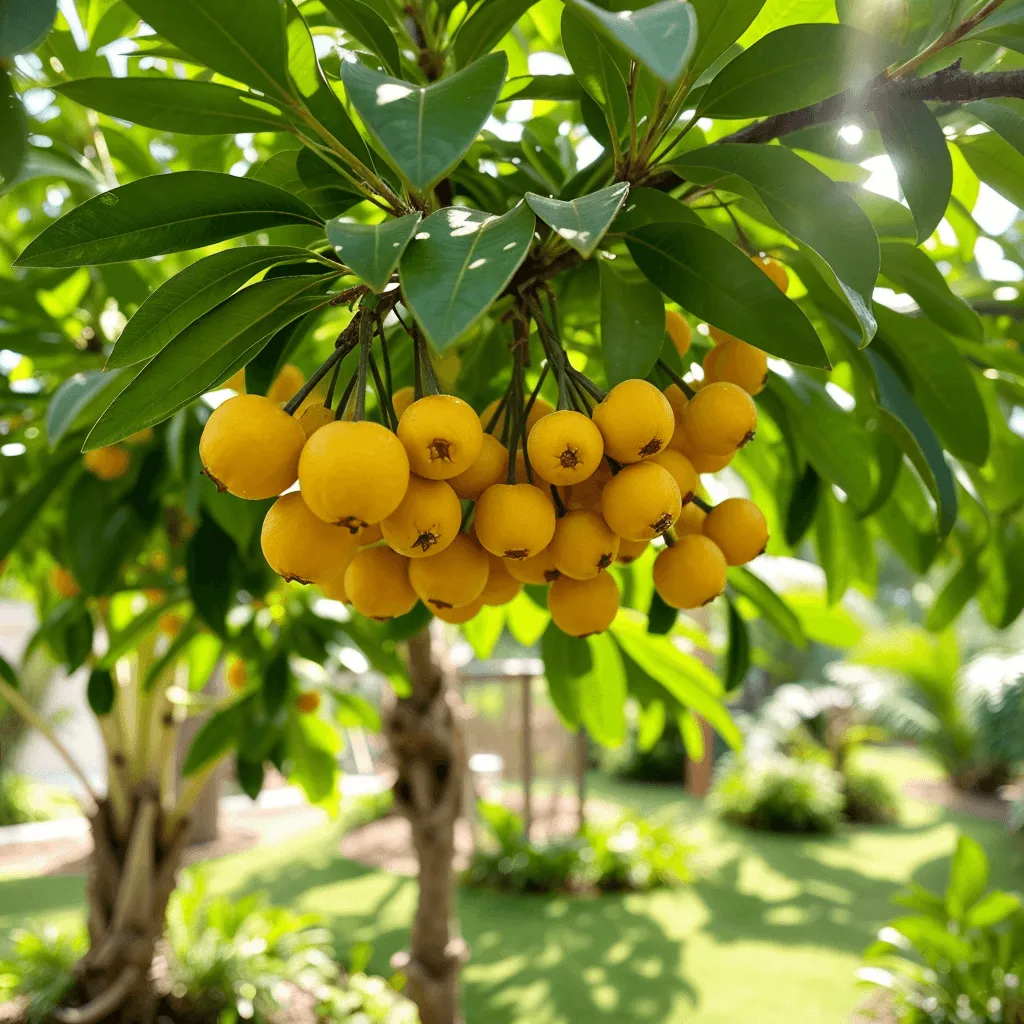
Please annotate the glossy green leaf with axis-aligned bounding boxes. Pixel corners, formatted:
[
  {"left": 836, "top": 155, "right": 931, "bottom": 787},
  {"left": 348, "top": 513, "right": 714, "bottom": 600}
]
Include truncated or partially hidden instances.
[
  {"left": 455, "top": 0, "right": 537, "bottom": 67},
  {"left": 341, "top": 53, "right": 507, "bottom": 190},
  {"left": 400, "top": 203, "right": 534, "bottom": 350},
  {"left": 724, "top": 596, "right": 750, "bottom": 690},
  {"left": 460, "top": 605, "right": 506, "bottom": 659},
  {"left": 561, "top": 6, "right": 629, "bottom": 142},
  {"left": 541, "top": 623, "right": 589, "bottom": 728},
  {"left": 646, "top": 590, "right": 677, "bottom": 635},
  {"left": 926, "top": 558, "right": 980, "bottom": 632},
  {"left": 977, "top": 524, "right": 1024, "bottom": 631},
  {"left": 815, "top": 487, "right": 852, "bottom": 605},
  {"left": 17, "top": 172, "right": 323, "bottom": 268},
  {"left": 0, "top": 0, "right": 57, "bottom": 57},
  {"left": 676, "top": 144, "right": 878, "bottom": 343},
  {"left": 965, "top": 3, "right": 1024, "bottom": 52},
  {"left": 946, "top": 833, "right": 988, "bottom": 919},
  {"left": 850, "top": 189, "right": 918, "bottom": 244},
  {"left": 108, "top": 245, "right": 318, "bottom": 369},
  {"left": 0, "top": 449, "right": 79, "bottom": 563},
  {"left": 500, "top": 74, "right": 585, "bottom": 102},
  {"left": 182, "top": 696, "right": 253, "bottom": 776},
  {"left": 964, "top": 890, "right": 1022, "bottom": 930},
  {"left": 580, "top": 632, "right": 627, "bottom": 747},
  {"left": 699, "top": 24, "right": 891, "bottom": 118},
  {"left": 965, "top": 99, "right": 1024, "bottom": 157},
  {"left": 687, "top": 0, "right": 766, "bottom": 80},
  {"left": 187, "top": 517, "right": 239, "bottom": 637},
  {"left": 46, "top": 369, "right": 128, "bottom": 448},
  {"left": 785, "top": 462, "right": 820, "bottom": 547},
  {"left": 566, "top": 0, "right": 697, "bottom": 83},
  {"left": 0, "top": 70, "right": 26, "bottom": 185},
  {"left": 321, "top": 0, "right": 401, "bottom": 75},
  {"left": 326, "top": 212, "right": 421, "bottom": 292},
  {"left": 86, "top": 667, "right": 115, "bottom": 716},
  {"left": 626, "top": 222, "right": 829, "bottom": 367},
  {"left": 87, "top": 274, "right": 336, "bottom": 449},
  {"left": 526, "top": 181, "right": 629, "bottom": 258},
  {"left": 125, "top": 0, "right": 291, "bottom": 98},
  {"left": 599, "top": 259, "right": 665, "bottom": 387},
  {"left": 876, "top": 96, "right": 951, "bottom": 243},
  {"left": 613, "top": 187, "right": 701, "bottom": 233},
  {"left": 957, "top": 128, "right": 1024, "bottom": 210}
]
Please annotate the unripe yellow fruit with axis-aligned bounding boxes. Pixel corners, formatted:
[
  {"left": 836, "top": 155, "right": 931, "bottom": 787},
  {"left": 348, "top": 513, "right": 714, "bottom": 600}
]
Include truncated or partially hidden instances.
[
  {"left": 226, "top": 659, "right": 248, "bottom": 691},
  {"left": 549, "top": 511, "right": 620, "bottom": 580},
  {"left": 683, "top": 382, "right": 757, "bottom": 457},
  {"left": 299, "top": 403, "right": 335, "bottom": 438},
  {"left": 434, "top": 596, "right": 485, "bottom": 624},
  {"left": 653, "top": 536, "right": 727, "bottom": 609},
  {"left": 158, "top": 612, "right": 185, "bottom": 638},
  {"left": 548, "top": 572, "right": 619, "bottom": 637},
  {"left": 479, "top": 554, "right": 522, "bottom": 606},
  {"left": 665, "top": 309, "right": 691, "bottom": 357},
  {"left": 295, "top": 691, "right": 321, "bottom": 714},
  {"left": 505, "top": 547, "right": 561, "bottom": 584},
  {"left": 200, "top": 394, "right": 305, "bottom": 500},
  {"left": 592, "top": 379, "right": 675, "bottom": 463},
  {"left": 449, "top": 434, "right": 509, "bottom": 500},
  {"left": 125, "top": 427, "right": 153, "bottom": 446},
  {"left": 224, "top": 369, "right": 246, "bottom": 392},
  {"left": 320, "top": 574, "right": 348, "bottom": 602},
  {"left": 480, "top": 396, "right": 554, "bottom": 436},
  {"left": 663, "top": 384, "right": 689, "bottom": 424},
  {"left": 408, "top": 533, "right": 489, "bottom": 609},
  {"left": 358, "top": 522, "right": 383, "bottom": 547},
  {"left": 527, "top": 410, "right": 604, "bottom": 486},
  {"left": 690, "top": 450, "right": 734, "bottom": 474},
  {"left": 398, "top": 394, "right": 484, "bottom": 480},
  {"left": 84, "top": 445, "right": 131, "bottom": 481},
  {"left": 703, "top": 497, "right": 769, "bottom": 566},
  {"left": 381, "top": 475, "right": 461, "bottom": 558},
  {"left": 50, "top": 565, "right": 79, "bottom": 598},
  {"left": 676, "top": 503, "right": 708, "bottom": 535},
  {"left": 648, "top": 449, "right": 698, "bottom": 505},
  {"left": 704, "top": 340, "right": 768, "bottom": 396},
  {"left": 601, "top": 463, "right": 681, "bottom": 542},
  {"left": 392, "top": 386, "right": 416, "bottom": 421},
  {"left": 474, "top": 483, "right": 556, "bottom": 561},
  {"left": 616, "top": 538, "right": 649, "bottom": 564},
  {"left": 561, "top": 462, "right": 612, "bottom": 513},
  {"left": 344, "top": 546, "right": 417, "bottom": 620},
  {"left": 298, "top": 420, "right": 410, "bottom": 532},
  {"left": 261, "top": 492, "right": 358, "bottom": 584},
  {"left": 266, "top": 363, "right": 304, "bottom": 405},
  {"left": 752, "top": 253, "right": 789, "bottom": 293},
  {"left": 708, "top": 325, "right": 740, "bottom": 346}
]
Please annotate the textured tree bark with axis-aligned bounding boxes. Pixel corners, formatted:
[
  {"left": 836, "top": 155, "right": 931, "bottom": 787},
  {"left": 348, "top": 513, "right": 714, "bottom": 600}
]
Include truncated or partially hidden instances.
[{"left": 386, "top": 626, "right": 467, "bottom": 1024}]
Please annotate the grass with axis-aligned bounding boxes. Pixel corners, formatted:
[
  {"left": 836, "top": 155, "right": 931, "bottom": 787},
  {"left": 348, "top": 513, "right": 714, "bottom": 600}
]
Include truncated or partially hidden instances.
[{"left": 1, "top": 747, "right": 1021, "bottom": 1023}]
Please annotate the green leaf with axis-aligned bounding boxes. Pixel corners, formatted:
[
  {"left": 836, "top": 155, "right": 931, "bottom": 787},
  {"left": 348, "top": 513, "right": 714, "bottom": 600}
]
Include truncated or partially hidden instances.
[
  {"left": 613, "top": 186, "right": 701, "bottom": 232},
  {"left": 636, "top": 699, "right": 666, "bottom": 750},
  {"left": 67, "top": 482, "right": 146, "bottom": 596},
  {"left": 341, "top": 53, "right": 507, "bottom": 190},
  {"left": 501, "top": 74, "right": 585, "bottom": 103},
  {"left": 0, "top": 449, "right": 79, "bottom": 563},
  {"left": 0, "top": 0, "right": 57, "bottom": 58},
  {"left": 966, "top": 3, "right": 1024, "bottom": 52},
  {"left": 875, "top": 307, "right": 989, "bottom": 466},
  {"left": 676, "top": 144, "right": 878, "bottom": 343},
  {"left": 566, "top": 0, "right": 697, "bottom": 84},
  {"left": 125, "top": 0, "right": 291, "bottom": 99},
  {"left": 868, "top": 349, "right": 958, "bottom": 538},
  {"left": 926, "top": 558, "right": 980, "bottom": 632},
  {"left": 182, "top": 696, "right": 253, "bottom": 776},
  {"left": 687, "top": 0, "right": 766, "bottom": 80},
  {"left": 945, "top": 833, "right": 988, "bottom": 920},
  {"left": 0, "top": 70, "right": 27, "bottom": 185},
  {"left": 400, "top": 203, "right": 534, "bottom": 350},
  {"left": 879, "top": 241, "right": 982, "bottom": 342},
  {"left": 724, "top": 596, "right": 750, "bottom": 691},
  {"left": 876, "top": 96, "right": 951, "bottom": 244},
  {"left": 460, "top": 604, "right": 506, "bottom": 659},
  {"left": 580, "top": 632, "right": 627, "bottom": 747},
  {"left": 526, "top": 182, "right": 629, "bottom": 259},
  {"left": 505, "top": 591, "right": 550, "bottom": 646},
  {"left": 626, "top": 222, "right": 829, "bottom": 367},
  {"left": 850, "top": 188, "right": 918, "bottom": 244},
  {"left": 108, "top": 245, "right": 316, "bottom": 369},
  {"left": 326, "top": 212, "right": 421, "bottom": 292},
  {"left": 815, "top": 487, "right": 852, "bottom": 605},
  {"left": 727, "top": 567, "right": 806, "bottom": 647},
  {"left": 86, "top": 668, "right": 115, "bottom": 717},
  {"left": 956, "top": 128, "right": 1024, "bottom": 210},
  {"left": 46, "top": 369, "right": 129, "bottom": 448},
  {"left": 321, "top": 0, "right": 401, "bottom": 75},
  {"left": 977, "top": 524, "right": 1024, "bottom": 631},
  {"left": 187, "top": 518, "right": 239, "bottom": 637},
  {"left": 963, "top": 890, "right": 1022, "bottom": 930},
  {"left": 599, "top": 258, "right": 665, "bottom": 387},
  {"left": 237, "top": 757, "right": 265, "bottom": 800},
  {"left": 17, "top": 171, "right": 323, "bottom": 268},
  {"left": 646, "top": 590, "right": 677, "bottom": 635},
  {"left": 541, "top": 623, "right": 589, "bottom": 729},
  {"left": 87, "top": 274, "right": 335, "bottom": 448},
  {"left": 454, "top": 0, "right": 537, "bottom": 67},
  {"left": 964, "top": 99, "right": 1024, "bottom": 157},
  {"left": 698, "top": 24, "right": 892, "bottom": 118},
  {"left": 785, "top": 463, "right": 820, "bottom": 547},
  {"left": 56, "top": 78, "right": 288, "bottom": 135},
  {"left": 561, "top": 6, "right": 629, "bottom": 143}
]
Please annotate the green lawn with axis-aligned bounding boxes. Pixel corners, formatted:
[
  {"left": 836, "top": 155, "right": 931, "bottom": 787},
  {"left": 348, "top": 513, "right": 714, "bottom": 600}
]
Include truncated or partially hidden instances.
[{"left": 2, "top": 748, "right": 1021, "bottom": 1024}]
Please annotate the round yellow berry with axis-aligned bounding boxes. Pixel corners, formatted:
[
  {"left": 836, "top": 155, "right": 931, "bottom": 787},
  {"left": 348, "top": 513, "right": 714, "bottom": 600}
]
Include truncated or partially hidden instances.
[
  {"left": 704, "top": 340, "right": 769, "bottom": 396},
  {"left": 592, "top": 379, "right": 675, "bottom": 463},
  {"left": 665, "top": 309, "right": 691, "bottom": 358},
  {"left": 266, "top": 363, "right": 304, "bottom": 405},
  {"left": 480, "top": 396, "right": 554, "bottom": 436},
  {"left": 653, "top": 536, "right": 727, "bottom": 609},
  {"left": 474, "top": 483, "right": 556, "bottom": 561},
  {"left": 616, "top": 538, "right": 649, "bottom": 565},
  {"left": 548, "top": 573, "right": 619, "bottom": 637},
  {"left": 83, "top": 445, "right": 131, "bottom": 481},
  {"left": 648, "top": 449, "right": 698, "bottom": 505},
  {"left": 299, "top": 403, "right": 335, "bottom": 438},
  {"left": 601, "top": 463, "right": 681, "bottom": 542},
  {"left": 381, "top": 475, "right": 462, "bottom": 558},
  {"left": 226, "top": 659, "right": 248, "bottom": 691},
  {"left": 392, "top": 386, "right": 416, "bottom": 421},
  {"left": 344, "top": 546, "right": 417, "bottom": 620},
  {"left": 702, "top": 497, "right": 769, "bottom": 566},
  {"left": 408, "top": 533, "right": 489, "bottom": 610},
  {"left": 505, "top": 547, "right": 561, "bottom": 585},
  {"left": 527, "top": 410, "right": 604, "bottom": 486},
  {"left": 753, "top": 253, "right": 789, "bottom": 293},
  {"left": 295, "top": 691, "right": 321, "bottom": 714},
  {"left": 398, "top": 394, "right": 484, "bottom": 480},
  {"left": 682, "top": 382, "right": 757, "bottom": 457},
  {"left": 479, "top": 554, "right": 523, "bottom": 606},
  {"left": 261, "top": 492, "right": 358, "bottom": 584},
  {"left": 548, "top": 511, "right": 620, "bottom": 580},
  {"left": 50, "top": 565, "right": 79, "bottom": 598},
  {"left": 449, "top": 434, "right": 509, "bottom": 500},
  {"left": 433, "top": 596, "right": 485, "bottom": 624}
]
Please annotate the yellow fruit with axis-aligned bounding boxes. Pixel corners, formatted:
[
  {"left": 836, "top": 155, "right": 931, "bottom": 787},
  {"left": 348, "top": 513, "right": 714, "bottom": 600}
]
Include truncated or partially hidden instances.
[
  {"left": 266, "top": 363, "right": 304, "bottom": 405},
  {"left": 50, "top": 565, "right": 79, "bottom": 598},
  {"left": 344, "top": 546, "right": 417, "bottom": 620},
  {"left": 299, "top": 403, "right": 335, "bottom": 438},
  {"left": 125, "top": 427, "right": 153, "bottom": 446},
  {"left": 561, "top": 462, "right": 612, "bottom": 513},
  {"left": 408, "top": 533, "right": 489, "bottom": 609},
  {"left": 683, "top": 382, "right": 758, "bottom": 457},
  {"left": 527, "top": 410, "right": 604, "bottom": 486},
  {"left": 753, "top": 253, "right": 789, "bottom": 293},
  {"left": 616, "top": 538, "right": 649, "bottom": 564},
  {"left": 83, "top": 445, "right": 131, "bottom": 481},
  {"left": 665, "top": 309, "right": 691, "bottom": 358},
  {"left": 392, "top": 386, "right": 416, "bottom": 421},
  {"left": 648, "top": 449, "right": 698, "bottom": 505},
  {"left": 398, "top": 394, "right": 484, "bottom": 480},
  {"left": 653, "top": 536, "right": 727, "bottom": 609},
  {"left": 592, "top": 379, "right": 675, "bottom": 463},
  {"left": 676, "top": 503, "right": 708, "bottom": 535},
  {"left": 480, "top": 396, "right": 554, "bottom": 436},
  {"left": 479, "top": 554, "right": 523, "bottom": 606},
  {"left": 433, "top": 596, "right": 485, "bottom": 624},
  {"left": 549, "top": 511, "right": 620, "bottom": 580},
  {"left": 158, "top": 612, "right": 184, "bottom": 638},
  {"left": 690, "top": 450, "right": 734, "bottom": 474},
  {"left": 295, "top": 691, "right": 321, "bottom": 714},
  {"left": 708, "top": 325, "right": 740, "bottom": 346},
  {"left": 224, "top": 369, "right": 246, "bottom": 392},
  {"left": 381, "top": 475, "right": 461, "bottom": 558},
  {"left": 320, "top": 575, "right": 348, "bottom": 602},
  {"left": 358, "top": 523, "right": 383, "bottom": 547},
  {"left": 703, "top": 497, "right": 769, "bottom": 566},
  {"left": 601, "top": 463, "right": 681, "bottom": 541},
  {"left": 505, "top": 547, "right": 561, "bottom": 585},
  {"left": 449, "top": 434, "right": 509, "bottom": 500},
  {"left": 702, "top": 344, "right": 725, "bottom": 381},
  {"left": 226, "top": 659, "right": 248, "bottom": 690},
  {"left": 200, "top": 394, "right": 305, "bottom": 500},
  {"left": 298, "top": 420, "right": 410, "bottom": 532},
  {"left": 474, "top": 483, "right": 556, "bottom": 560},
  {"left": 261, "top": 492, "right": 359, "bottom": 584},
  {"left": 663, "top": 384, "right": 689, "bottom": 424},
  {"left": 548, "top": 573, "right": 619, "bottom": 637},
  {"left": 704, "top": 339, "right": 769, "bottom": 396}
]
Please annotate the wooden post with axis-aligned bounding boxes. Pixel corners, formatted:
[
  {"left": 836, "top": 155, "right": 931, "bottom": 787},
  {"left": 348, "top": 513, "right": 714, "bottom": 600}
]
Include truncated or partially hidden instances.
[
  {"left": 520, "top": 674, "right": 532, "bottom": 840},
  {"left": 575, "top": 729, "right": 587, "bottom": 832},
  {"left": 684, "top": 715, "right": 716, "bottom": 798}
]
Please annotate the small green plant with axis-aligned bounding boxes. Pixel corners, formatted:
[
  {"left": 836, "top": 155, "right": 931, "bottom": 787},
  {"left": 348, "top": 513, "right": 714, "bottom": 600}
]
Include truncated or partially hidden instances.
[
  {"left": 842, "top": 767, "right": 899, "bottom": 826},
  {"left": 579, "top": 816, "right": 693, "bottom": 890},
  {"left": 859, "top": 834, "right": 1024, "bottom": 1023},
  {"left": 0, "top": 773, "right": 80, "bottom": 827},
  {"left": 709, "top": 753, "right": 845, "bottom": 834},
  {"left": 0, "top": 924, "right": 85, "bottom": 1024}
]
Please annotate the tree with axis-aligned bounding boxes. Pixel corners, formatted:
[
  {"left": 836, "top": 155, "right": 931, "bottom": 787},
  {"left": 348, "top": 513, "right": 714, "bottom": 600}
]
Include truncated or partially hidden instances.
[{"left": 3, "top": 0, "right": 1024, "bottom": 1022}]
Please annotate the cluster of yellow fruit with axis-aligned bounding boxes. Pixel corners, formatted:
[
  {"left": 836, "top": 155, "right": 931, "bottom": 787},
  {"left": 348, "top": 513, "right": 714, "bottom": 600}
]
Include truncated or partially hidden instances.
[{"left": 82, "top": 427, "right": 153, "bottom": 481}]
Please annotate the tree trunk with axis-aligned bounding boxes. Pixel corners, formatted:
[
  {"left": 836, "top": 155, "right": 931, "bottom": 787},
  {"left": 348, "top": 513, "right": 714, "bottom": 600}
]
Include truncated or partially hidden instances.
[
  {"left": 59, "top": 793, "right": 189, "bottom": 1024},
  {"left": 385, "top": 626, "right": 466, "bottom": 1024}
]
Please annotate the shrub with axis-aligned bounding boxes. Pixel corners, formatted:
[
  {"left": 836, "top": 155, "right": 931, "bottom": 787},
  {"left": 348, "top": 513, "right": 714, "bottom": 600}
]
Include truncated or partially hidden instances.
[
  {"left": 0, "top": 924, "right": 85, "bottom": 1024},
  {"left": 579, "top": 816, "right": 693, "bottom": 891},
  {"left": 842, "top": 767, "right": 899, "bottom": 825},
  {"left": 602, "top": 716, "right": 688, "bottom": 785},
  {"left": 709, "top": 753, "right": 845, "bottom": 834},
  {"left": 0, "top": 773, "right": 78, "bottom": 827},
  {"left": 859, "top": 834, "right": 1024, "bottom": 1023}
]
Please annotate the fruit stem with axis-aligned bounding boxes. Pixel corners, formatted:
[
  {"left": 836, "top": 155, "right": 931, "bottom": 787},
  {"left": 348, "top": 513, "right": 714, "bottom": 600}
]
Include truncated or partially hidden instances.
[
  {"left": 283, "top": 339, "right": 355, "bottom": 415},
  {"left": 663, "top": 528, "right": 678, "bottom": 547},
  {"left": 376, "top": 316, "right": 395, "bottom": 408},
  {"left": 368, "top": 351, "right": 398, "bottom": 430},
  {"left": 325, "top": 359, "right": 342, "bottom": 410},
  {"left": 693, "top": 495, "right": 713, "bottom": 513},
  {"left": 484, "top": 392, "right": 508, "bottom": 436},
  {"left": 550, "top": 483, "right": 568, "bottom": 518},
  {"left": 334, "top": 371, "right": 359, "bottom": 421},
  {"left": 656, "top": 359, "right": 696, "bottom": 400},
  {"left": 354, "top": 310, "right": 372, "bottom": 422},
  {"left": 516, "top": 350, "right": 536, "bottom": 486}
]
